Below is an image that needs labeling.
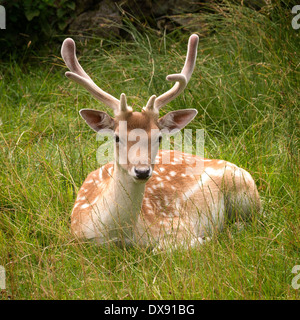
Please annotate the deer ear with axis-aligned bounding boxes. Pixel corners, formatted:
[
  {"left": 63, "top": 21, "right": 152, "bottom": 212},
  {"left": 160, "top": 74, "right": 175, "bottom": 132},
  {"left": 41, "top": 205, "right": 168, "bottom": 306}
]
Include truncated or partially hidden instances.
[
  {"left": 158, "top": 109, "right": 198, "bottom": 134},
  {"left": 79, "top": 109, "right": 115, "bottom": 133}
]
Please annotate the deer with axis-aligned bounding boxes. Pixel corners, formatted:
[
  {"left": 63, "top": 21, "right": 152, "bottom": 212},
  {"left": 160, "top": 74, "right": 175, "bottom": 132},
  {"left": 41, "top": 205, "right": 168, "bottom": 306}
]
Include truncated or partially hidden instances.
[{"left": 61, "top": 34, "right": 261, "bottom": 248}]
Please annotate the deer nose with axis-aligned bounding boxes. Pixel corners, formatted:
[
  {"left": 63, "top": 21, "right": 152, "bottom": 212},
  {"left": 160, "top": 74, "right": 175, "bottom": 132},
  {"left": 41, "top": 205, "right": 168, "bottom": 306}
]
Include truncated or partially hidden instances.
[{"left": 134, "top": 167, "right": 151, "bottom": 180}]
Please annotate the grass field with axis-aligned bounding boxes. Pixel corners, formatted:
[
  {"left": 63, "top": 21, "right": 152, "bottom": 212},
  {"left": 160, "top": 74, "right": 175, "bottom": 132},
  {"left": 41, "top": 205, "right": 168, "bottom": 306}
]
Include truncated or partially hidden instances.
[{"left": 0, "top": 2, "right": 299, "bottom": 299}]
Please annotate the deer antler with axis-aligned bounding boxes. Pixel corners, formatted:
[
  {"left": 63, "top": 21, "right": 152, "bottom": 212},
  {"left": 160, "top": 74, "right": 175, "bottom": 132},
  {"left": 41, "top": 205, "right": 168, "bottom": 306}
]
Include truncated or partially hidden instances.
[
  {"left": 145, "top": 34, "right": 199, "bottom": 113},
  {"left": 61, "top": 38, "right": 130, "bottom": 115}
]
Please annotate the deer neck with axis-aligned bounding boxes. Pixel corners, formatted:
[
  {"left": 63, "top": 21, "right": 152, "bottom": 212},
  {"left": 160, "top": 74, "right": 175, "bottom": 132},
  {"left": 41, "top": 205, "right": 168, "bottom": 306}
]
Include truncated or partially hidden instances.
[
  {"left": 111, "top": 162, "right": 146, "bottom": 211},
  {"left": 99, "top": 162, "right": 146, "bottom": 242}
]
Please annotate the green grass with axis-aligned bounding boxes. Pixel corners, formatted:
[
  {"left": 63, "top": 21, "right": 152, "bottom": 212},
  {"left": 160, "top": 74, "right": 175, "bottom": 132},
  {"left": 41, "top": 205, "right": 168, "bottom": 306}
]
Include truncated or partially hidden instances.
[{"left": 0, "top": 2, "right": 299, "bottom": 299}]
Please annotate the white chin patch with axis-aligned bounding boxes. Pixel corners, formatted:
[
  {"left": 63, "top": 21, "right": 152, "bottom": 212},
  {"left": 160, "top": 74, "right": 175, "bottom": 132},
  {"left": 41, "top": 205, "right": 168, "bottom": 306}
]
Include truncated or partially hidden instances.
[{"left": 129, "top": 167, "right": 137, "bottom": 178}]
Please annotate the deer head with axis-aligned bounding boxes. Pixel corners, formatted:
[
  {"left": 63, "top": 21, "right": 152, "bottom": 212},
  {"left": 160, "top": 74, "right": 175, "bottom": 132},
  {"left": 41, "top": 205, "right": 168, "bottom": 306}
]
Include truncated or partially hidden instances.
[{"left": 61, "top": 34, "right": 199, "bottom": 182}]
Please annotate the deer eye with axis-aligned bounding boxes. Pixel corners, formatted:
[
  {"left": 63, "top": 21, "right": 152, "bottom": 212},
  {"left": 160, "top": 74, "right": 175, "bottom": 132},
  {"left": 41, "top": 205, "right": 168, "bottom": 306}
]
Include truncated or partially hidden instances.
[{"left": 115, "top": 135, "right": 120, "bottom": 143}]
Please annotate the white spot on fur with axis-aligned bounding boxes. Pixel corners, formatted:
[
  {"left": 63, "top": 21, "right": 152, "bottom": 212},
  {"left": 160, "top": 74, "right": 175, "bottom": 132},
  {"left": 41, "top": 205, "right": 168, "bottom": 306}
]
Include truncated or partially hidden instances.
[
  {"left": 81, "top": 203, "right": 90, "bottom": 209},
  {"left": 234, "top": 169, "right": 242, "bottom": 177},
  {"left": 170, "top": 171, "right": 176, "bottom": 176},
  {"left": 91, "top": 196, "right": 99, "bottom": 205},
  {"left": 183, "top": 183, "right": 201, "bottom": 200},
  {"left": 99, "top": 167, "right": 103, "bottom": 180},
  {"left": 164, "top": 195, "right": 169, "bottom": 206},
  {"left": 171, "top": 208, "right": 179, "bottom": 217},
  {"left": 175, "top": 198, "right": 181, "bottom": 210},
  {"left": 205, "top": 167, "right": 225, "bottom": 178},
  {"left": 199, "top": 172, "right": 211, "bottom": 185},
  {"left": 242, "top": 170, "right": 253, "bottom": 181}
]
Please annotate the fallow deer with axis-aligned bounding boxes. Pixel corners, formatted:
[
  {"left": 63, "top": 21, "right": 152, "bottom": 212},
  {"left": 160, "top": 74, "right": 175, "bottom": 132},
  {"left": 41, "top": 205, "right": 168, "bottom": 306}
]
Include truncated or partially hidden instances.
[{"left": 61, "top": 34, "right": 261, "bottom": 248}]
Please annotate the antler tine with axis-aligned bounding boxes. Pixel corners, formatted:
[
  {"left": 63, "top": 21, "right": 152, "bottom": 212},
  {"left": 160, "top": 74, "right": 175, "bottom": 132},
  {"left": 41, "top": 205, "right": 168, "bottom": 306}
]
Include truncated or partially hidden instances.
[
  {"left": 148, "top": 34, "right": 199, "bottom": 112},
  {"left": 120, "top": 93, "right": 131, "bottom": 113},
  {"left": 61, "top": 38, "right": 124, "bottom": 115},
  {"left": 144, "top": 95, "right": 156, "bottom": 113}
]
